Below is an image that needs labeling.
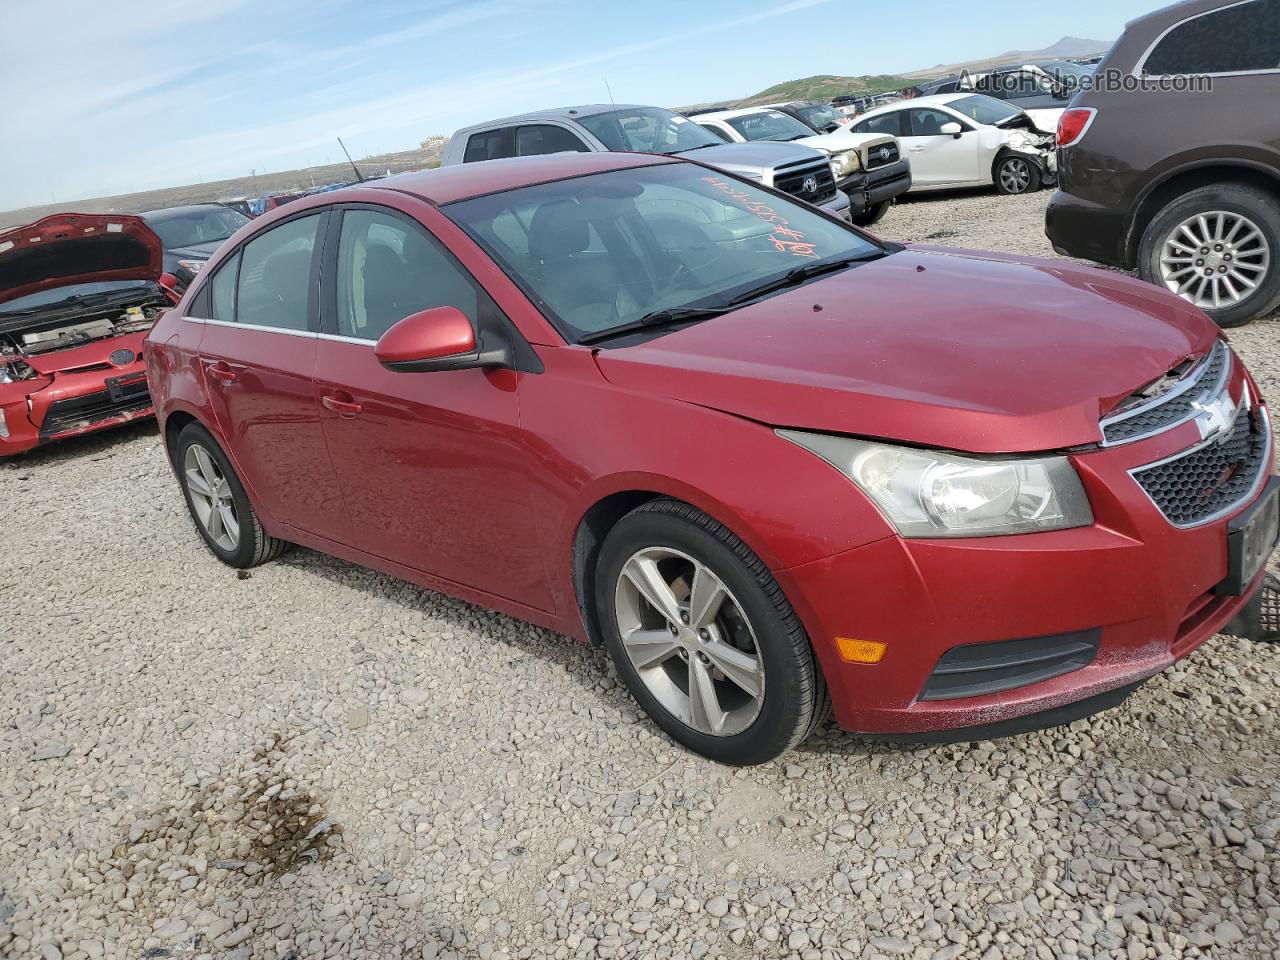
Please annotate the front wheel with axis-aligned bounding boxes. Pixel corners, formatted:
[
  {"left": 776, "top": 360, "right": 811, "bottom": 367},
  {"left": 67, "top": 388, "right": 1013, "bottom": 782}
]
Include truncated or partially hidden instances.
[
  {"left": 994, "top": 154, "right": 1041, "bottom": 195},
  {"left": 174, "top": 422, "right": 289, "bottom": 568},
  {"left": 851, "top": 200, "right": 891, "bottom": 228},
  {"left": 595, "top": 499, "right": 826, "bottom": 765},
  {"left": 1138, "top": 183, "right": 1280, "bottom": 328}
]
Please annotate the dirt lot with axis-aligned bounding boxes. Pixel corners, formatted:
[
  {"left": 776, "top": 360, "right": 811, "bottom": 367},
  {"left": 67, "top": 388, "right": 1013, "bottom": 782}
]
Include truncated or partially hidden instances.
[{"left": 3, "top": 190, "right": 1279, "bottom": 960}]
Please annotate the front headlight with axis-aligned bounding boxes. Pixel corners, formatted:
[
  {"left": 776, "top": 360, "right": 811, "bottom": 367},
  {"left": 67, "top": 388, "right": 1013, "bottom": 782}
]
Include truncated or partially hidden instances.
[
  {"left": 830, "top": 150, "right": 861, "bottom": 179},
  {"left": 177, "top": 258, "right": 206, "bottom": 275},
  {"left": 778, "top": 430, "right": 1093, "bottom": 538}
]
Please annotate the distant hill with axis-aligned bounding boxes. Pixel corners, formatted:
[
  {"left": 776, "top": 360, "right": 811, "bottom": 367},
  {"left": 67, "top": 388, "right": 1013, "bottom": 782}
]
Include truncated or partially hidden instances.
[
  {"left": 678, "top": 73, "right": 910, "bottom": 113},
  {"left": 902, "top": 35, "right": 1113, "bottom": 78}
]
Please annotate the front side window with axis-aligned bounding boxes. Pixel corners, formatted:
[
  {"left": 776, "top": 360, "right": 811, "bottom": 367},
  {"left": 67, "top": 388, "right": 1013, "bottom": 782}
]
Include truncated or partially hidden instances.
[
  {"left": 235, "top": 215, "right": 320, "bottom": 331},
  {"left": 576, "top": 107, "right": 723, "bottom": 154},
  {"left": 334, "top": 209, "right": 478, "bottom": 341},
  {"left": 444, "top": 163, "right": 884, "bottom": 342},
  {"left": 725, "top": 111, "right": 814, "bottom": 142},
  {"left": 515, "top": 125, "right": 590, "bottom": 157},
  {"left": 853, "top": 112, "right": 904, "bottom": 137},
  {"left": 906, "top": 109, "right": 957, "bottom": 137},
  {"left": 464, "top": 129, "right": 512, "bottom": 163},
  {"left": 1143, "top": 0, "right": 1280, "bottom": 74}
]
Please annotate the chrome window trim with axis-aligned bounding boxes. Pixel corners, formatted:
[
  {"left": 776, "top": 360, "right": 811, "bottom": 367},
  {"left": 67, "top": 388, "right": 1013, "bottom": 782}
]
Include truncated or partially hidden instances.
[
  {"left": 1128, "top": 398, "right": 1273, "bottom": 529},
  {"left": 318, "top": 332, "right": 376, "bottom": 345},
  {"left": 181, "top": 315, "right": 318, "bottom": 338},
  {"left": 1132, "top": 0, "right": 1280, "bottom": 78},
  {"left": 1099, "top": 341, "right": 1230, "bottom": 447}
]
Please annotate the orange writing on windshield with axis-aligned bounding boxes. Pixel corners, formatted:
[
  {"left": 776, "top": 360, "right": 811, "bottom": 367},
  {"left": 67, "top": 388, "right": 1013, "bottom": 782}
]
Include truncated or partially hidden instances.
[{"left": 701, "top": 176, "right": 819, "bottom": 258}]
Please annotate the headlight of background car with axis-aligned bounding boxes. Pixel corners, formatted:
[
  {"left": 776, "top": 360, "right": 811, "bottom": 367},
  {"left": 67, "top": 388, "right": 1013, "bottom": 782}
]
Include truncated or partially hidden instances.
[
  {"left": 778, "top": 430, "right": 1093, "bottom": 537},
  {"left": 177, "top": 258, "right": 206, "bottom": 275},
  {"left": 829, "top": 150, "right": 861, "bottom": 179}
]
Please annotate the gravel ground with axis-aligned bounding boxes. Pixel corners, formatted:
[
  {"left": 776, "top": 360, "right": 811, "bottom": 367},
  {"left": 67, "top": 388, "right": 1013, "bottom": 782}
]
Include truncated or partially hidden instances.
[{"left": 3, "top": 189, "right": 1280, "bottom": 960}]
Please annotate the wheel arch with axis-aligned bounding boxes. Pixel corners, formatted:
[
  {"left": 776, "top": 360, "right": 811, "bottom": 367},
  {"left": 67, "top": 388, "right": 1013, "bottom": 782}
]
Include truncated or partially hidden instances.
[{"left": 1125, "top": 162, "right": 1280, "bottom": 268}]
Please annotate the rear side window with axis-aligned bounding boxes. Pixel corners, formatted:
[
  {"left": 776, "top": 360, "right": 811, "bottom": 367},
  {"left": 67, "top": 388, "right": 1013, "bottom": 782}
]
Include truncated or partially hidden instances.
[
  {"left": 463, "top": 129, "right": 513, "bottom": 162},
  {"left": 334, "top": 209, "right": 478, "bottom": 341},
  {"left": 210, "top": 252, "right": 239, "bottom": 322},
  {"left": 853, "top": 112, "right": 904, "bottom": 137},
  {"left": 1143, "top": 0, "right": 1280, "bottom": 75},
  {"left": 236, "top": 215, "right": 320, "bottom": 331},
  {"left": 515, "top": 125, "right": 589, "bottom": 156}
]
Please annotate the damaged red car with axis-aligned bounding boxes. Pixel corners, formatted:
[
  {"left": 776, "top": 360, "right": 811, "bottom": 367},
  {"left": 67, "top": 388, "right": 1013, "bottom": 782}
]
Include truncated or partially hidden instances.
[
  {"left": 146, "top": 154, "right": 1277, "bottom": 765},
  {"left": 0, "top": 214, "right": 177, "bottom": 456}
]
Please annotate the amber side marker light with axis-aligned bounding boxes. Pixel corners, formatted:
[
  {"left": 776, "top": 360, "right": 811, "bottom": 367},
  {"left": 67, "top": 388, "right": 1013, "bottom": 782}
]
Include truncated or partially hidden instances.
[{"left": 835, "top": 637, "right": 887, "bottom": 664}]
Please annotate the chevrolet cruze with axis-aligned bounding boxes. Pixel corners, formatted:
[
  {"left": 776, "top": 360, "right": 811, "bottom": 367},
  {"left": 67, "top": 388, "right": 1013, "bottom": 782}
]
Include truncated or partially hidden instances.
[{"left": 144, "top": 152, "right": 1277, "bottom": 765}]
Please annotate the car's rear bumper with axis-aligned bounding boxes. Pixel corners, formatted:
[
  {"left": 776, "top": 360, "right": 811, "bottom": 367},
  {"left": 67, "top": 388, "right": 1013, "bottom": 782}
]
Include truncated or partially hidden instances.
[
  {"left": 1045, "top": 188, "right": 1130, "bottom": 267},
  {"left": 0, "top": 338, "right": 153, "bottom": 457},
  {"left": 776, "top": 406, "right": 1275, "bottom": 737}
]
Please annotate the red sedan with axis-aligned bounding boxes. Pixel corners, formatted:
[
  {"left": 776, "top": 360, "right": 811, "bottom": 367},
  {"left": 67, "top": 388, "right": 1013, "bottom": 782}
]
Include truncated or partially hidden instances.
[{"left": 144, "top": 152, "right": 1276, "bottom": 764}]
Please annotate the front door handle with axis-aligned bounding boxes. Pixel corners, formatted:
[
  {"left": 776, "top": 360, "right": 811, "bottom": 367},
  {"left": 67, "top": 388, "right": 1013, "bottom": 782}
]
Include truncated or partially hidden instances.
[
  {"left": 321, "top": 392, "right": 363, "bottom": 418},
  {"left": 205, "top": 361, "right": 239, "bottom": 383}
]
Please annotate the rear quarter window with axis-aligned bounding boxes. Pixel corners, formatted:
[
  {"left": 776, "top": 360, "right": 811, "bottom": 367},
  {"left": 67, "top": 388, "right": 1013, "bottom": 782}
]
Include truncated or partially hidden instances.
[{"left": 1143, "top": 0, "right": 1280, "bottom": 75}]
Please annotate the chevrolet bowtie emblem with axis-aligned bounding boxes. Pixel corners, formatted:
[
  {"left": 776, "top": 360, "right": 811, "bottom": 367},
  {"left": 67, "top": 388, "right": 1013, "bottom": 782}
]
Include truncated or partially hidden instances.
[{"left": 1191, "top": 390, "right": 1238, "bottom": 443}]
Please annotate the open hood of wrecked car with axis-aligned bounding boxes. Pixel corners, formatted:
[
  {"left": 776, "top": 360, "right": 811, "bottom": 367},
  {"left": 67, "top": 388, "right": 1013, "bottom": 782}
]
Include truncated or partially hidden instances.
[{"left": 0, "top": 214, "right": 164, "bottom": 306}]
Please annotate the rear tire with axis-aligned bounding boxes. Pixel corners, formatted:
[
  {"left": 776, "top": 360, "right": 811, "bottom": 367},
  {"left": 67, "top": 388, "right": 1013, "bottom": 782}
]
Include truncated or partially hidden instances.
[
  {"left": 994, "top": 154, "right": 1041, "bottom": 195},
  {"left": 594, "top": 499, "right": 827, "bottom": 765},
  {"left": 851, "top": 200, "right": 890, "bottom": 228},
  {"left": 173, "top": 422, "right": 289, "bottom": 569},
  {"left": 1138, "top": 183, "right": 1280, "bottom": 328}
]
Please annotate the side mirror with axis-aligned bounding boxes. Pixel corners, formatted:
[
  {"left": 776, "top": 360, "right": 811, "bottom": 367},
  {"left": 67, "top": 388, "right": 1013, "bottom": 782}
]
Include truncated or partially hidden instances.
[
  {"left": 158, "top": 272, "right": 181, "bottom": 304},
  {"left": 940, "top": 122, "right": 963, "bottom": 139},
  {"left": 375, "top": 305, "right": 512, "bottom": 373}
]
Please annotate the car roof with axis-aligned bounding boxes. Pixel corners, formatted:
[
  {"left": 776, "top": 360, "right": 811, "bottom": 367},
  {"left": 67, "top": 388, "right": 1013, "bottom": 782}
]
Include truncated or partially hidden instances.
[
  {"left": 857, "top": 93, "right": 971, "bottom": 118},
  {"left": 691, "top": 106, "right": 792, "bottom": 122},
  {"left": 452, "top": 104, "right": 656, "bottom": 133},
  {"left": 359, "top": 152, "right": 678, "bottom": 206},
  {"left": 140, "top": 203, "right": 233, "bottom": 220}
]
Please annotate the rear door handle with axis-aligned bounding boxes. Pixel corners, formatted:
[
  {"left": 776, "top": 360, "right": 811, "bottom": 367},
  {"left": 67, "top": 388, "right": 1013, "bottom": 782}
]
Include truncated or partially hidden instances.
[
  {"left": 321, "top": 392, "right": 363, "bottom": 417},
  {"left": 205, "top": 361, "right": 240, "bottom": 383}
]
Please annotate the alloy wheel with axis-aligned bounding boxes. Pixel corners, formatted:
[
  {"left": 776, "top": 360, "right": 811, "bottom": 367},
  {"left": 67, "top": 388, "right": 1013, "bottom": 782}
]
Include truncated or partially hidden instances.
[
  {"left": 183, "top": 443, "right": 240, "bottom": 552},
  {"left": 613, "top": 547, "right": 765, "bottom": 737},
  {"left": 1159, "top": 211, "right": 1272, "bottom": 310},
  {"left": 999, "top": 158, "right": 1032, "bottom": 194}
]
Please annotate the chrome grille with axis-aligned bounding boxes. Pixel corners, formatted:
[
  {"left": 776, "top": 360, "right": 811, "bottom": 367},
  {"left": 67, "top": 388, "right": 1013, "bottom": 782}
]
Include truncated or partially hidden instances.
[
  {"left": 1130, "top": 400, "right": 1272, "bottom": 528},
  {"left": 774, "top": 161, "right": 837, "bottom": 204},
  {"left": 1101, "top": 340, "right": 1229, "bottom": 445},
  {"left": 865, "top": 142, "right": 900, "bottom": 169}
]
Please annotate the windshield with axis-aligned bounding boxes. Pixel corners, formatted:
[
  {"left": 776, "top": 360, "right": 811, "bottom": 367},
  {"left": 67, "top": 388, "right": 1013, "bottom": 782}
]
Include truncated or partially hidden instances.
[
  {"left": 946, "top": 95, "right": 1025, "bottom": 126},
  {"left": 147, "top": 207, "right": 248, "bottom": 249},
  {"left": 726, "top": 111, "right": 814, "bottom": 142},
  {"left": 793, "top": 104, "right": 842, "bottom": 132},
  {"left": 0, "top": 279, "right": 151, "bottom": 314},
  {"left": 443, "top": 162, "right": 883, "bottom": 342},
  {"left": 577, "top": 107, "right": 723, "bottom": 155}
]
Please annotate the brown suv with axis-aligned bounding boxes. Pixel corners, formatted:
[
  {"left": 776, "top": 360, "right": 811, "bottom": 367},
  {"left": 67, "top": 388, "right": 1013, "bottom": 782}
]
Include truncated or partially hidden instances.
[{"left": 1045, "top": 0, "right": 1280, "bottom": 327}]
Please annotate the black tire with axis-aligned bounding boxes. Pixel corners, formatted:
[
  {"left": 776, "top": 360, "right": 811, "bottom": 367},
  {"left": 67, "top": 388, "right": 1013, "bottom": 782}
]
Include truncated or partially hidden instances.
[
  {"left": 994, "top": 154, "right": 1042, "bottom": 196},
  {"left": 594, "top": 499, "right": 827, "bottom": 765},
  {"left": 1138, "top": 183, "right": 1280, "bottom": 329},
  {"left": 851, "top": 200, "right": 891, "bottom": 228},
  {"left": 173, "top": 422, "right": 289, "bottom": 569}
]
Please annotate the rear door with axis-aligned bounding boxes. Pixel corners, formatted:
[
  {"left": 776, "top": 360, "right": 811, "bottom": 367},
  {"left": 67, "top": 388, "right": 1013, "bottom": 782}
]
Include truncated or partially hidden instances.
[
  {"left": 900, "top": 108, "right": 983, "bottom": 187},
  {"left": 312, "top": 204, "right": 552, "bottom": 610},
  {"left": 196, "top": 210, "right": 351, "bottom": 542}
]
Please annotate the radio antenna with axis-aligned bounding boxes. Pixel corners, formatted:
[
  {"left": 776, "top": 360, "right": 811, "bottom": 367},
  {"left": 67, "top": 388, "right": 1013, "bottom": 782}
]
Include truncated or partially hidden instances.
[{"left": 337, "top": 136, "right": 365, "bottom": 182}]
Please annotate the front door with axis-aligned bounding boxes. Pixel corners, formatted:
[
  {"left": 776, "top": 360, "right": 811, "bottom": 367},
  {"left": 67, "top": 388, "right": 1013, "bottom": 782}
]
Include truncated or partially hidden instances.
[
  {"left": 313, "top": 205, "right": 552, "bottom": 611},
  {"left": 197, "top": 211, "right": 351, "bottom": 543},
  {"left": 901, "top": 108, "right": 983, "bottom": 187}
]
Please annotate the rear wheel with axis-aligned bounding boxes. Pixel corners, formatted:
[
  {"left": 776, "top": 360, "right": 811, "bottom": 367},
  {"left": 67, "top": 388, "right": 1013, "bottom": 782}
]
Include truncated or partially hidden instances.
[
  {"left": 1138, "top": 184, "right": 1280, "bottom": 328},
  {"left": 174, "top": 422, "right": 289, "bottom": 568},
  {"left": 851, "top": 200, "right": 890, "bottom": 228},
  {"left": 595, "top": 499, "right": 826, "bottom": 765},
  {"left": 995, "top": 154, "right": 1041, "bottom": 195}
]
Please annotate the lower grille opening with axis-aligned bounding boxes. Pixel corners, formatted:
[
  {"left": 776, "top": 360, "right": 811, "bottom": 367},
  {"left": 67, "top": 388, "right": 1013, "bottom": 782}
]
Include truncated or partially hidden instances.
[
  {"left": 39, "top": 382, "right": 152, "bottom": 439},
  {"left": 919, "top": 629, "right": 1102, "bottom": 702}
]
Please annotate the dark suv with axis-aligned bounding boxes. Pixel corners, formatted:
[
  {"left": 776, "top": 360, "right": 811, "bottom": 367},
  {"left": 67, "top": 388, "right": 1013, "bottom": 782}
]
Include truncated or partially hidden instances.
[{"left": 1045, "top": 0, "right": 1280, "bottom": 327}]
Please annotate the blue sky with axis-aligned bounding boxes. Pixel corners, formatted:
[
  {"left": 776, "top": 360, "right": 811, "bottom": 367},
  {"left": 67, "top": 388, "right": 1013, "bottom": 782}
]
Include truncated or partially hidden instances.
[{"left": 1, "top": 0, "right": 1161, "bottom": 210}]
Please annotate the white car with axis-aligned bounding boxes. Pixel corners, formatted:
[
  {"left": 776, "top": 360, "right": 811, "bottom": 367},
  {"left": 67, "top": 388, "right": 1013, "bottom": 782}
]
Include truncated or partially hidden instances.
[
  {"left": 849, "top": 94, "right": 1056, "bottom": 196},
  {"left": 689, "top": 107, "right": 912, "bottom": 226}
]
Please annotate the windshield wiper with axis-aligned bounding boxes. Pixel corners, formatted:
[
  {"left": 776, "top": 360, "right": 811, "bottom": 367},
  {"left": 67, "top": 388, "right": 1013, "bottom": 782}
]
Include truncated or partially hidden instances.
[
  {"left": 725, "top": 252, "right": 888, "bottom": 307},
  {"left": 577, "top": 305, "right": 733, "bottom": 345}
]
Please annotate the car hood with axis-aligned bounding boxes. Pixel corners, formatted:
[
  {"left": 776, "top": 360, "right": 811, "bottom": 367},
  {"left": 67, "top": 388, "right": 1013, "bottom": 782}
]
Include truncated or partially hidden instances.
[
  {"left": 593, "top": 246, "right": 1219, "bottom": 454},
  {"left": 0, "top": 214, "right": 163, "bottom": 306},
  {"left": 675, "top": 141, "right": 826, "bottom": 169},
  {"left": 794, "top": 130, "right": 893, "bottom": 155}
]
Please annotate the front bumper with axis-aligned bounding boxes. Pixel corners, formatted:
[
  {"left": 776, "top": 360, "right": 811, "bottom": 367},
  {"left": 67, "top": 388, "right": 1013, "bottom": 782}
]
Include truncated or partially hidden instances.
[
  {"left": 819, "top": 190, "right": 852, "bottom": 221},
  {"left": 776, "top": 395, "right": 1275, "bottom": 737},
  {"left": 0, "top": 333, "right": 153, "bottom": 457},
  {"left": 839, "top": 160, "right": 913, "bottom": 215}
]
